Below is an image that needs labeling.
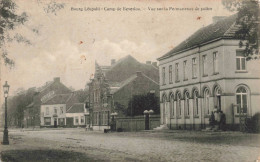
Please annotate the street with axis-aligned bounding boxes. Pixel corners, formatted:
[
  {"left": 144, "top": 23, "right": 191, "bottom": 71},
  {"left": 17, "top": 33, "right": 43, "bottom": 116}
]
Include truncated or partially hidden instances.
[{"left": 0, "top": 129, "right": 260, "bottom": 161}]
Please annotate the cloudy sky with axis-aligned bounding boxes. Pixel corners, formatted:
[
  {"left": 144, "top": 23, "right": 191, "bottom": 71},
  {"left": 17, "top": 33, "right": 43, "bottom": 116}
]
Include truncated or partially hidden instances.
[{"left": 1, "top": 0, "right": 233, "bottom": 96}]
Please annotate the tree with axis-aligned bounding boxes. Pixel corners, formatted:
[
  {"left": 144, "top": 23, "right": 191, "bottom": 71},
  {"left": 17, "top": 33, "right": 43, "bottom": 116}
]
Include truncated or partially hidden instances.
[
  {"left": 0, "top": 0, "right": 29, "bottom": 66},
  {"left": 0, "top": 0, "right": 65, "bottom": 67},
  {"left": 127, "top": 93, "right": 160, "bottom": 116},
  {"left": 5, "top": 87, "right": 37, "bottom": 127},
  {"left": 222, "top": 0, "right": 259, "bottom": 60}
]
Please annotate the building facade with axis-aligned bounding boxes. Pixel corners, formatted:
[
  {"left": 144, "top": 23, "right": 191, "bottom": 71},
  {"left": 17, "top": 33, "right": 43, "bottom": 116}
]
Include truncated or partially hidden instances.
[
  {"left": 157, "top": 14, "right": 260, "bottom": 130},
  {"left": 24, "top": 77, "right": 71, "bottom": 127},
  {"left": 40, "top": 93, "right": 78, "bottom": 127},
  {"left": 88, "top": 55, "right": 159, "bottom": 131},
  {"left": 66, "top": 103, "right": 89, "bottom": 127}
]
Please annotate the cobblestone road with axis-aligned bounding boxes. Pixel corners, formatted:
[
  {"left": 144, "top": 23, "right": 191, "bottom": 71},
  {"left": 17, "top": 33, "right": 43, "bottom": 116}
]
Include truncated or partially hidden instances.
[{"left": 1, "top": 128, "right": 260, "bottom": 162}]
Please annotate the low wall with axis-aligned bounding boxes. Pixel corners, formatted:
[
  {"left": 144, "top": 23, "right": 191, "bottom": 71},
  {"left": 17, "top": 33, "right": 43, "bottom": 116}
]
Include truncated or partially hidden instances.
[{"left": 116, "top": 115, "right": 160, "bottom": 132}]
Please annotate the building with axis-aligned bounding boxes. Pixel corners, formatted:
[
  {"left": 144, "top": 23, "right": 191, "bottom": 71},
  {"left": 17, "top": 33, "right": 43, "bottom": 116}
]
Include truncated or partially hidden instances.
[
  {"left": 24, "top": 77, "right": 71, "bottom": 127},
  {"left": 88, "top": 55, "right": 159, "bottom": 131},
  {"left": 157, "top": 14, "right": 260, "bottom": 130},
  {"left": 66, "top": 103, "right": 89, "bottom": 127},
  {"left": 40, "top": 93, "right": 78, "bottom": 127}
]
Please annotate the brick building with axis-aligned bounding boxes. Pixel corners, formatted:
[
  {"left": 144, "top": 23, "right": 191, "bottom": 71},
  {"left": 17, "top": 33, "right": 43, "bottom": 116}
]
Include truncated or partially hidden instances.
[
  {"left": 24, "top": 77, "right": 71, "bottom": 127},
  {"left": 88, "top": 55, "right": 159, "bottom": 131}
]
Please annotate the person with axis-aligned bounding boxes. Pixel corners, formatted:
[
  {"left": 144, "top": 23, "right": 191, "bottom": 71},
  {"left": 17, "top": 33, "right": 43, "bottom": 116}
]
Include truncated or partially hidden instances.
[
  {"left": 209, "top": 111, "right": 215, "bottom": 129},
  {"left": 219, "top": 111, "right": 226, "bottom": 131},
  {"left": 21, "top": 123, "right": 24, "bottom": 132}
]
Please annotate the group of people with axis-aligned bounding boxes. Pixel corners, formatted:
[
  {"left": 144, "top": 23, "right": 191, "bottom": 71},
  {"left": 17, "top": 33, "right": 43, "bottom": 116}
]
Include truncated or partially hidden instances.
[{"left": 209, "top": 109, "right": 226, "bottom": 130}]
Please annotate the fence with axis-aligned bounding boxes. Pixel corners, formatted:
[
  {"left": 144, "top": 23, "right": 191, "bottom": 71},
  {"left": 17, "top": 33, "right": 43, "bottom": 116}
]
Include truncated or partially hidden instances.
[{"left": 115, "top": 115, "right": 160, "bottom": 131}]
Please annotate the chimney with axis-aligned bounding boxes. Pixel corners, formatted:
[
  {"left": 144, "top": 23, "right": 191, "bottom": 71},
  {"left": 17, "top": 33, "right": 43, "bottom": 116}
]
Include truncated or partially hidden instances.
[
  {"left": 212, "top": 16, "right": 226, "bottom": 23},
  {"left": 136, "top": 71, "right": 142, "bottom": 77},
  {"left": 146, "top": 61, "right": 151, "bottom": 65},
  {"left": 54, "top": 77, "right": 60, "bottom": 82},
  {"left": 152, "top": 62, "right": 157, "bottom": 67},
  {"left": 111, "top": 59, "right": 116, "bottom": 65}
]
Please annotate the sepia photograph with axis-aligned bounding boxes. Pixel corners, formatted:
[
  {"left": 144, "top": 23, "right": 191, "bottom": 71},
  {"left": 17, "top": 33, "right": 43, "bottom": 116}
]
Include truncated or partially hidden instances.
[{"left": 0, "top": 0, "right": 259, "bottom": 161}]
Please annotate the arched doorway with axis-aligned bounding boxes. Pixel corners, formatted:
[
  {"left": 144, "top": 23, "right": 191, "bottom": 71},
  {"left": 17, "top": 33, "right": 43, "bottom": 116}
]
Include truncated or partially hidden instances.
[
  {"left": 204, "top": 89, "right": 210, "bottom": 115},
  {"left": 214, "top": 86, "right": 222, "bottom": 111},
  {"left": 162, "top": 94, "right": 167, "bottom": 124}
]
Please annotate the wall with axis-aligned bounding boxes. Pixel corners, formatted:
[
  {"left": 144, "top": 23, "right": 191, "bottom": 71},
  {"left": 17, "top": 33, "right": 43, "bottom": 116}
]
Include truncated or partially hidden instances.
[
  {"left": 158, "top": 39, "right": 260, "bottom": 130},
  {"left": 40, "top": 104, "right": 66, "bottom": 126},
  {"left": 116, "top": 115, "right": 160, "bottom": 131},
  {"left": 113, "top": 73, "right": 159, "bottom": 114},
  {"left": 66, "top": 113, "right": 86, "bottom": 126}
]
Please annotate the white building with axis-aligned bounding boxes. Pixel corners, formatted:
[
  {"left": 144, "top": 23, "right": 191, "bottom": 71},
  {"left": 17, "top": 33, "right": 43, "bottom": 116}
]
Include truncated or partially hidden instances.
[
  {"left": 157, "top": 14, "right": 260, "bottom": 130},
  {"left": 40, "top": 93, "right": 78, "bottom": 127},
  {"left": 66, "top": 103, "right": 89, "bottom": 127}
]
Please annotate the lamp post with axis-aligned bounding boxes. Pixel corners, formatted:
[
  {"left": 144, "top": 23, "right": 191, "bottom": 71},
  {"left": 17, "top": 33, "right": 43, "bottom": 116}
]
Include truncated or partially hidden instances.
[
  {"left": 144, "top": 109, "right": 154, "bottom": 130},
  {"left": 110, "top": 112, "right": 118, "bottom": 131},
  {"left": 3, "top": 81, "right": 10, "bottom": 145}
]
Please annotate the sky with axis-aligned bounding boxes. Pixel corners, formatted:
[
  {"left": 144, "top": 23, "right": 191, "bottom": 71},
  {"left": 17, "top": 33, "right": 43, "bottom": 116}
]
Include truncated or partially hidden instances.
[{"left": 1, "top": 0, "right": 233, "bottom": 97}]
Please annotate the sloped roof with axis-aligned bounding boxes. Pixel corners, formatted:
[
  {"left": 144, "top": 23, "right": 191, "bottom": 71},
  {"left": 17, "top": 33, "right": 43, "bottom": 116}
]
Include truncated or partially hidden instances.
[
  {"left": 111, "top": 72, "right": 158, "bottom": 95},
  {"left": 37, "top": 81, "right": 54, "bottom": 92},
  {"left": 98, "top": 55, "right": 159, "bottom": 83},
  {"left": 42, "top": 93, "right": 72, "bottom": 105},
  {"left": 66, "top": 103, "right": 85, "bottom": 113},
  {"left": 158, "top": 14, "right": 238, "bottom": 60}
]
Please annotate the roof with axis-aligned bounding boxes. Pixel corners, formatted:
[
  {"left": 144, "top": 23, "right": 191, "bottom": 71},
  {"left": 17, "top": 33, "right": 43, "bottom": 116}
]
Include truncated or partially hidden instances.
[
  {"left": 158, "top": 14, "right": 238, "bottom": 60},
  {"left": 66, "top": 103, "right": 85, "bottom": 113},
  {"left": 26, "top": 102, "right": 34, "bottom": 108},
  {"left": 42, "top": 93, "right": 73, "bottom": 105},
  {"left": 96, "top": 55, "right": 159, "bottom": 83},
  {"left": 111, "top": 72, "right": 158, "bottom": 95}
]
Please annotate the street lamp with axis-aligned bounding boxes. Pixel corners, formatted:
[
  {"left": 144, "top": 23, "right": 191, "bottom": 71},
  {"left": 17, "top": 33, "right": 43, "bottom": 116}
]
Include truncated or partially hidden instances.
[{"left": 3, "top": 81, "right": 10, "bottom": 145}]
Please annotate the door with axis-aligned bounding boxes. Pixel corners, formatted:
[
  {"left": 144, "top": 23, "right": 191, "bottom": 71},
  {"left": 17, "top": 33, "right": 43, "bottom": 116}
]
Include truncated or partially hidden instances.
[
  {"left": 162, "top": 95, "right": 167, "bottom": 125},
  {"left": 164, "top": 106, "right": 167, "bottom": 124},
  {"left": 66, "top": 117, "right": 74, "bottom": 127},
  {"left": 54, "top": 118, "right": 57, "bottom": 128}
]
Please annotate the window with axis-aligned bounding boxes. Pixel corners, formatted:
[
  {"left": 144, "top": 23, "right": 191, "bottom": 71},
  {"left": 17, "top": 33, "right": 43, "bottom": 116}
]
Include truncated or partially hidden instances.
[
  {"left": 202, "top": 55, "right": 207, "bottom": 76},
  {"left": 184, "top": 92, "right": 189, "bottom": 116},
  {"left": 183, "top": 61, "right": 187, "bottom": 80},
  {"left": 176, "top": 92, "right": 181, "bottom": 116},
  {"left": 169, "top": 65, "right": 173, "bottom": 83},
  {"left": 93, "top": 112, "right": 98, "bottom": 125},
  {"left": 236, "top": 87, "right": 248, "bottom": 114},
  {"left": 204, "top": 89, "right": 210, "bottom": 115},
  {"left": 213, "top": 52, "right": 218, "bottom": 74},
  {"left": 170, "top": 94, "right": 174, "bottom": 117},
  {"left": 162, "top": 67, "right": 166, "bottom": 85},
  {"left": 192, "top": 58, "right": 197, "bottom": 78},
  {"left": 46, "top": 107, "right": 49, "bottom": 115},
  {"left": 193, "top": 90, "right": 199, "bottom": 116},
  {"left": 175, "top": 63, "right": 179, "bottom": 82},
  {"left": 54, "top": 108, "right": 57, "bottom": 114},
  {"left": 44, "top": 117, "right": 51, "bottom": 125},
  {"left": 81, "top": 116, "right": 84, "bottom": 124},
  {"left": 102, "top": 111, "right": 109, "bottom": 125},
  {"left": 60, "top": 107, "right": 63, "bottom": 114},
  {"left": 236, "top": 51, "right": 246, "bottom": 71},
  {"left": 75, "top": 116, "right": 79, "bottom": 125}
]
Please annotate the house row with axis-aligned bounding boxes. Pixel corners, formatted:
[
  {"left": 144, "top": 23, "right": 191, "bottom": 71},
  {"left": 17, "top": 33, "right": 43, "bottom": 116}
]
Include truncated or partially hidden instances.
[
  {"left": 157, "top": 14, "right": 260, "bottom": 130},
  {"left": 40, "top": 94, "right": 88, "bottom": 127},
  {"left": 24, "top": 77, "right": 88, "bottom": 128}
]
